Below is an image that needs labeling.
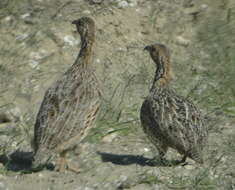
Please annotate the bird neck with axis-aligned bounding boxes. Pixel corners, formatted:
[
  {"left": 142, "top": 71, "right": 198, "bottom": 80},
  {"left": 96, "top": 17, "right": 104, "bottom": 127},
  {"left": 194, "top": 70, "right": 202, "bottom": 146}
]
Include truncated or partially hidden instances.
[
  {"left": 151, "top": 61, "right": 171, "bottom": 90},
  {"left": 75, "top": 33, "right": 94, "bottom": 66}
]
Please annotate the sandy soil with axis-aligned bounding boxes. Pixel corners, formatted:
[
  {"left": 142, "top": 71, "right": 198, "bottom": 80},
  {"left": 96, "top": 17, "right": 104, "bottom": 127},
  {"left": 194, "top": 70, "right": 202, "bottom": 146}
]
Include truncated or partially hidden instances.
[{"left": 0, "top": 0, "right": 234, "bottom": 189}]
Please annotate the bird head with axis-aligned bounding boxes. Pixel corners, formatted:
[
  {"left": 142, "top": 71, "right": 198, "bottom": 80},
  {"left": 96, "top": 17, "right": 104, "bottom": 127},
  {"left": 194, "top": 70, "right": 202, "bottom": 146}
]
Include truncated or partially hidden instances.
[
  {"left": 72, "top": 17, "right": 95, "bottom": 39},
  {"left": 144, "top": 43, "right": 170, "bottom": 65}
]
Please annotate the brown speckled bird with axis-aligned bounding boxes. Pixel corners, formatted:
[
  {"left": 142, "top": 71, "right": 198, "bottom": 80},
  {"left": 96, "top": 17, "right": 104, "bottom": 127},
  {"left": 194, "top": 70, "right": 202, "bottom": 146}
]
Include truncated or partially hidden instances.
[
  {"left": 140, "top": 43, "right": 208, "bottom": 164},
  {"left": 32, "top": 17, "right": 101, "bottom": 172}
]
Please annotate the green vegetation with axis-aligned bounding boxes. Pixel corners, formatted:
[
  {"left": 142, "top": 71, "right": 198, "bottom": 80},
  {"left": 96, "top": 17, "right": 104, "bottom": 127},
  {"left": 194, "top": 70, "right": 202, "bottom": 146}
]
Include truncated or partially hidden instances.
[{"left": 196, "top": 2, "right": 235, "bottom": 117}]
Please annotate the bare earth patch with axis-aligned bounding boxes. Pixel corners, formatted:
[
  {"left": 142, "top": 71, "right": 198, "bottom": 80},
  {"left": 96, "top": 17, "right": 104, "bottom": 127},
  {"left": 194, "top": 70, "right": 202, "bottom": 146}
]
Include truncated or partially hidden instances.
[{"left": 0, "top": 0, "right": 234, "bottom": 189}]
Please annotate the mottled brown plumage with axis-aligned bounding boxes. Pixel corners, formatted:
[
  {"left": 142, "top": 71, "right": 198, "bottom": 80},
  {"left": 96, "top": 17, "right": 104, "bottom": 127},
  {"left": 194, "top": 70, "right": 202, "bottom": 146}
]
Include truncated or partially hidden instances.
[
  {"left": 140, "top": 43, "right": 208, "bottom": 164},
  {"left": 32, "top": 17, "right": 101, "bottom": 171}
]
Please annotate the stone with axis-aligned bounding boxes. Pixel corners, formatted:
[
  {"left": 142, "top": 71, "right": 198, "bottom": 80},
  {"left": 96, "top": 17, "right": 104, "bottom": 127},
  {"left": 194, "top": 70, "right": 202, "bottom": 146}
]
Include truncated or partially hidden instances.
[
  {"left": 175, "top": 36, "right": 190, "bottom": 46},
  {"left": 101, "top": 133, "right": 117, "bottom": 143},
  {"left": 63, "top": 35, "right": 80, "bottom": 46},
  {"left": 118, "top": 1, "right": 129, "bottom": 8},
  {"left": 91, "top": 0, "right": 103, "bottom": 3}
]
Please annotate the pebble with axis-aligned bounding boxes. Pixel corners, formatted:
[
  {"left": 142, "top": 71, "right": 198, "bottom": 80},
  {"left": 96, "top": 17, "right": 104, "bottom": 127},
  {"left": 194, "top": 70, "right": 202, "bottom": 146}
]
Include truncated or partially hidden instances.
[
  {"left": 82, "top": 10, "right": 91, "bottom": 15},
  {"left": 101, "top": 133, "right": 117, "bottom": 143},
  {"left": 91, "top": 0, "right": 103, "bottom": 3},
  {"left": 30, "top": 51, "right": 46, "bottom": 60},
  {"left": 200, "top": 4, "right": 208, "bottom": 10},
  {"left": 28, "top": 50, "right": 52, "bottom": 69},
  {"left": 29, "top": 60, "right": 39, "bottom": 69},
  {"left": 175, "top": 36, "right": 190, "bottom": 46},
  {"left": 75, "top": 187, "right": 94, "bottom": 190},
  {"left": 129, "top": 0, "right": 138, "bottom": 7},
  {"left": 10, "top": 107, "right": 21, "bottom": 118},
  {"left": 34, "top": 85, "right": 40, "bottom": 92},
  {"left": 16, "top": 33, "right": 29, "bottom": 41},
  {"left": 96, "top": 59, "right": 101, "bottom": 63},
  {"left": 118, "top": 1, "right": 129, "bottom": 8},
  {"left": 184, "top": 164, "right": 195, "bottom": 170},
  {"left": 63, "top": 35, "right": 80, "bottom": 46},
  {"left": 129, "top": 2, "right": 137, "bottom": 7},
  {"left": 4, "top": 16, "right": 13, "bottom": 22},
  {"left": 21, "top": 13, "right": 30, "bottom": 19},
  {"left": 84, "top": 187, "right": 94, "bottom": 190},
  {"left": 143, "top": 148, "right": 150, "bottom": 152}
]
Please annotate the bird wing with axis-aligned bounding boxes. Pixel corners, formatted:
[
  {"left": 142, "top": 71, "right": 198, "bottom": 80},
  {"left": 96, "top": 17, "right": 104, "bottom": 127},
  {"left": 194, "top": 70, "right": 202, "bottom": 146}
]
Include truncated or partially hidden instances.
[
  {"left": 33, "top": 87, "right": 60, "bottom": 152},
  {"left": 33, "top": 70, "right": 101, "bottom": 152},
  {"left": 168, "top": 92, "right": 206, "bottom": 146},
  {"left": 147, "top": 88, "right": 207, "bottom": 149}
]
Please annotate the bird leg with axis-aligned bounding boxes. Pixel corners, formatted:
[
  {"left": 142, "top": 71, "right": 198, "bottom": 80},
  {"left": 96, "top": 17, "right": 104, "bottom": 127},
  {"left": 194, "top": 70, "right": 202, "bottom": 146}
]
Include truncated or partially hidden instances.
[
  {"left": 147, "top": 144, "right": 169, "bottom": 166},
  {"left": 180, "top": 155, "right": 187, "bottom": 163},
  {"left": 55, "top": 151, "right": 67, "bottom": 172},
  {"left": 173, "top": 154, "right": 188, "bottom": 166},
  {"left": 66, "top": 162, "right": 81, "bottom": 173},
  {"left": 55, "top": 151, "right": 81, "bottom": 173}
]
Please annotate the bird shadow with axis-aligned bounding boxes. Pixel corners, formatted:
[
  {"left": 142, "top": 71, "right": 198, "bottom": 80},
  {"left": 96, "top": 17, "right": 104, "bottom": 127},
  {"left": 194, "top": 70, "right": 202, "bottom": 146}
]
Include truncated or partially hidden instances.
[
  {"left": 0, "top": 151, "right": 54, "bottom": 173},
  {"left": 0, "top": 151, "right": 33, "bottom": 172},
  {"left": 97, "top": 151, "right": 183, "bottom": 167}
]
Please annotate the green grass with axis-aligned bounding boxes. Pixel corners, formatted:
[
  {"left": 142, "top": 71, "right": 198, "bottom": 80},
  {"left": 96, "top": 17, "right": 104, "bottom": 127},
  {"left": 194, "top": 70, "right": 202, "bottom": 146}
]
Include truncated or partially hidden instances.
[{"left": 195, "top": 3, "right": 235, "bottom": 117}]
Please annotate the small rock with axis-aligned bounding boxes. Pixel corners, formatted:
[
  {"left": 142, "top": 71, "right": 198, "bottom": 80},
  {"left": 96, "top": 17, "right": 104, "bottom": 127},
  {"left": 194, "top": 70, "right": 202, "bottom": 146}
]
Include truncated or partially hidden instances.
[
  {"left": 8, "top": 107, "right": 21, "bottom": 121},
  {"left": 4, "top": 16, "right": 13, "bottom": 22},
  {"left": 128, "top": 0, "right": 138, "bottom": 7},
  {"left": 34, "top": 85, "right": 40, "bottom": 92},
  {"left": 175, "top": 36, "right": 190, "bottom": 46},
  {"left": 90, "top": 0, "right": 103, "bottom": 3},
  {"left": 200, "top": 4, "right": 208, "bottom": 10},
  {"left": 143, "top": 148, "right": 150, "bottom": 152},
  {"left": 29, "top": 60, "right": 39, "bottom": 69},
  {"left": 28, "top": 50, "right": 51, "bottom": 69},
  {"left": 82, "top": 10, "right": 91, "bottom": 15},
  {"left": 84, "top": 187, "right": 94, "bottom": 190},
  {"left": 129, "top": 2, "right": 137, "bottom": 7},
  {"left": 101, "top": 133, "right": 117, "bottom": 143},
  {"left": 96, "top": 59, "right": 101, "bottom": 63},
  {"left": 128, "top": 184, "right": 150, "bottom": 190},
  {"left": 29, "top": 50, "right": 48, "bottom": 60},
  {"left": 63, "top": 35, "right": 80, "bottom": 46},
  {"left": 16, "top": 33, "right": 29, "bottom": 41},
  {"left": 185, "top": 164, "right": 195, "bottom": 170},
  {"left": 118, "top": 1, "right": 129, "bottom": 8},
  {"left": 21, "top": 13, "right": 30, "bottom": 19}
]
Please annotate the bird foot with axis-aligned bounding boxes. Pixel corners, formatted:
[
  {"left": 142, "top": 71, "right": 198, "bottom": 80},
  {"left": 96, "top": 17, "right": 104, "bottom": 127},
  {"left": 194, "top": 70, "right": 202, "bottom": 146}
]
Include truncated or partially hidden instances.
[
  {"left": 146, "top": 156, "right": 169, "bottom": 166},
  {"left": 176, "top": 155, "right": 188, "bottom": 166},
  {"left": 66, "top": 162, "right": 81, "bottom": 173},
  {"left": 54, "top": 158, "right": 81, "bottom": 173},
  {"left": 179, "top": 161, "right": 188, "bottom": 166},
  {"left": 55, "top": 157, "right": 67, "bottom": 172}
]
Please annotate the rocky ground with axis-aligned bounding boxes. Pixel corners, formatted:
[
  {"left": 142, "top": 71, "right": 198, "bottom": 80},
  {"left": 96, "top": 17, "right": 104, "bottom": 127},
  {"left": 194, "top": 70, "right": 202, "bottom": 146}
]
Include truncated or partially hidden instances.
[{"left": 0, "top": 0, "right": 235, "bottom": 189}]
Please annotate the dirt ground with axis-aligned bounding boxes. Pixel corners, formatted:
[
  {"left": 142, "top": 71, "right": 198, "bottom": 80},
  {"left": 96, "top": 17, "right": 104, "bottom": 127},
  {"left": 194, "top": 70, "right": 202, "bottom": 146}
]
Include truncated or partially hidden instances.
[{"left": 0, "top": 0, "right": 235, "bottom": 189}]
